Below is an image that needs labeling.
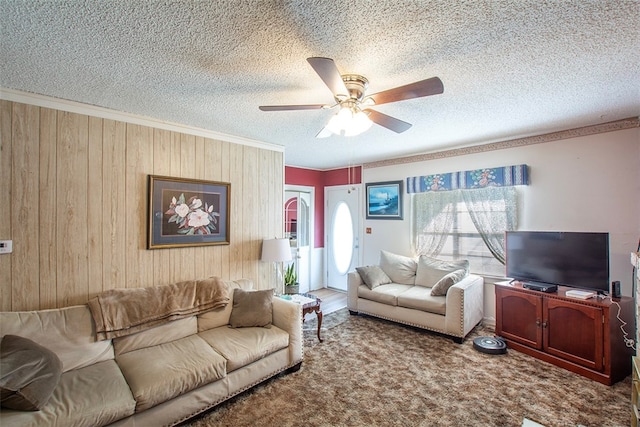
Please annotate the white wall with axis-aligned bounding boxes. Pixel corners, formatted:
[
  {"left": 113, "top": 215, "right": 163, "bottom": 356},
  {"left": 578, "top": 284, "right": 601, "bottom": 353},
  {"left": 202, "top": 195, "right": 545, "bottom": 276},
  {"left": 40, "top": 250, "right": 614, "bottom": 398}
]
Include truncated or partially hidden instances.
[
  {"left": 310, "top": 248, "right": 325, "bottom": 291},
  {"left": 362, "top": 127, "right": 640, "bottom": 322}
]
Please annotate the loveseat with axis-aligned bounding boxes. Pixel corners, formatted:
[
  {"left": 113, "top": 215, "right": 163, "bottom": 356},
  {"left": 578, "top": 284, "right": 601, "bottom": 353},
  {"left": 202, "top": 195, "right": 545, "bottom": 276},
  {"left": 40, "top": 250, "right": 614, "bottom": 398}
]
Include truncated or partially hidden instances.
[
  {"left": 0, "top": 278, "right": 303, "bottom": 427},
  {"left": 348, "top": 251, "right": 484, "bottom": 342}
]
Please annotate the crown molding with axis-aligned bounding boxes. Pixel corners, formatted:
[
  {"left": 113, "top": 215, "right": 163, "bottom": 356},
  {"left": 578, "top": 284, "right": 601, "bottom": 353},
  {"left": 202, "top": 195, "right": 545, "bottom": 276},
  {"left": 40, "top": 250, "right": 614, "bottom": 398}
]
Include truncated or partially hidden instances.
[
  {"left": 0, "top": 88, "right": 284, "bottom": 153},
  {"left": 363, "top": 117, "right": 639, "bottom": 169}
]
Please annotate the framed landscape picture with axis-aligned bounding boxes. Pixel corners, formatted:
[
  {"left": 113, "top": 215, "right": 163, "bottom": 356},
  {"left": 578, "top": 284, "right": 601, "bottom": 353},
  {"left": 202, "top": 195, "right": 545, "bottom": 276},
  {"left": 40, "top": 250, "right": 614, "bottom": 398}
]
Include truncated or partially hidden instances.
[
  {"left": 365, "top": 180, "right": 403, "bottom": 220},
  {"left": 148, "top": 175, "right": 230, "bottom": 249}
]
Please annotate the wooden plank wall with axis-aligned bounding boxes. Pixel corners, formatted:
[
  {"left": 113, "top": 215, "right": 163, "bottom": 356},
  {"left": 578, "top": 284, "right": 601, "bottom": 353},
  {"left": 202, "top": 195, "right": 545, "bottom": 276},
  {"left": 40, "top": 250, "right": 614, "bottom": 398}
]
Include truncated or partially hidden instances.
[{"left": 0, "top": 100, "right": 283, "bottom": 311}]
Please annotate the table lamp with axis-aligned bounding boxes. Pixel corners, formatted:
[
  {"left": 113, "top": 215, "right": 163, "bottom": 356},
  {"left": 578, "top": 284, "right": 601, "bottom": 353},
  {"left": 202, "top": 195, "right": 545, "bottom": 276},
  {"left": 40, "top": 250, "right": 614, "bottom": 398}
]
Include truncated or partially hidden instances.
[{"left": 261, "top": 238, "right": 292, "bottom": 294}]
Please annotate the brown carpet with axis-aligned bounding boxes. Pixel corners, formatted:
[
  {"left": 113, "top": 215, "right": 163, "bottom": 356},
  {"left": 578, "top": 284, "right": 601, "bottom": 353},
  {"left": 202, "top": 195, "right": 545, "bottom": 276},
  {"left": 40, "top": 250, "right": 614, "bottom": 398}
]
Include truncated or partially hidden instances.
[{"left": 184, "top": 309, "right": 631, "bottom": 427}]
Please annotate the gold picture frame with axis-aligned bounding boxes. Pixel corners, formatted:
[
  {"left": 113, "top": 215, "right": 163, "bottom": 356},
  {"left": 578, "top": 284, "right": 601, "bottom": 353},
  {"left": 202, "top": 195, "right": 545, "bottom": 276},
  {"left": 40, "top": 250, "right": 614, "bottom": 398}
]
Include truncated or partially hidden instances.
[{"left": 148, "top": 175, "right": 230, "bottom": 249}]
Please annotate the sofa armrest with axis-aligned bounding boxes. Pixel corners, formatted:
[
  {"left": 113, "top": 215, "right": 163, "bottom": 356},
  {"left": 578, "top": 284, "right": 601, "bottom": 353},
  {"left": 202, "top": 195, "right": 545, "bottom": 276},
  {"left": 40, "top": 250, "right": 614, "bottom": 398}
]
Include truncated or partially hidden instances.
[
  {"left": 272, "top": 297, "right": 303, "bottom": 365},
  {"left": 444, "top": 274, "right": 484, "bottom": 338},
  {"left": 347, "top": 271, "right": 362, "bottom": 311}
]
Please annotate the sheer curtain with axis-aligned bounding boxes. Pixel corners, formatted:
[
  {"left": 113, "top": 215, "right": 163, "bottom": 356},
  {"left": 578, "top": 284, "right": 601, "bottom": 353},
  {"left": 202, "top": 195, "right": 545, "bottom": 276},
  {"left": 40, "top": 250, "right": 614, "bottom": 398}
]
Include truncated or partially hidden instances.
[
  {"left": 461, "top": 186, "right": 518, "bottom": 265},
  {"left": 410, "top": 191, "right": 458, "bottom": 256},
  {"left": 411, "top": 187, "right": 518, "bottom": 264}
]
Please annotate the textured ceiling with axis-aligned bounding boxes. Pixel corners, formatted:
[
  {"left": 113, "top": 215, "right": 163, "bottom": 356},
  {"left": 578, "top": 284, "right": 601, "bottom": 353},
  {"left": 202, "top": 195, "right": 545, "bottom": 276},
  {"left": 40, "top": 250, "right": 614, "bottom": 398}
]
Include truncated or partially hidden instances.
[{"left": 1, "top": 1, "right": 639, "bottom": 169}]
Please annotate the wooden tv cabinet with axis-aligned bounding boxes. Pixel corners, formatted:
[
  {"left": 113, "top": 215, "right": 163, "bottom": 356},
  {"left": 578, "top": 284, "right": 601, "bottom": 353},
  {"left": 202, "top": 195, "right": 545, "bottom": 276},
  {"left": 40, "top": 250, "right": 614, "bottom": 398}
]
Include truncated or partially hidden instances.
[{"left": 495, "top": 282, "right": 634, "bottom": 385}]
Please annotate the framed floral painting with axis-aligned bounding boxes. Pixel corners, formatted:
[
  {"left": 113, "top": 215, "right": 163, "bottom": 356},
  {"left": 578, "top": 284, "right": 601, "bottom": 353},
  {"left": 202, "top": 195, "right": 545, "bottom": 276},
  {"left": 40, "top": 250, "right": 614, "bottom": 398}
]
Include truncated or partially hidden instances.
[{"left": 148, "top": 175, "right": 230, "bottom": 249}]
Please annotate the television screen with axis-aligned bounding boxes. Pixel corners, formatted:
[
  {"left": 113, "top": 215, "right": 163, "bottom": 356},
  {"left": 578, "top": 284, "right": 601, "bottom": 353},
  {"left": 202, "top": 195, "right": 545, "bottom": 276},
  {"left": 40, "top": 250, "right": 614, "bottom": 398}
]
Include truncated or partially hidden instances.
[{"left": 505, "top": 231, "right": 610, "bottom": 293}]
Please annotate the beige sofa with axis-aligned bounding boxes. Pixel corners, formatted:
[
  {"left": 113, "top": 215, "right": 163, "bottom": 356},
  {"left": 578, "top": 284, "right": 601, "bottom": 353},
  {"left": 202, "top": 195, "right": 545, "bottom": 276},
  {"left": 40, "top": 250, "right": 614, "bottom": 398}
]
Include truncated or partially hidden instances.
[
  {"left": 348, "top": 251, "right": 484, "bottom": 342},
  {"left": 0, "top": 278, "right": 303, "bottom": 427}
]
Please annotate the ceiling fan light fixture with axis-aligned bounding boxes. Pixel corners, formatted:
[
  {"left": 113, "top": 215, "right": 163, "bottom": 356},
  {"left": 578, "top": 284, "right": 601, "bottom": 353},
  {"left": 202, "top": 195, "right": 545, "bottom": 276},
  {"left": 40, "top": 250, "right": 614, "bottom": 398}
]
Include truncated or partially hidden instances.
[
  {"left": 345, "top": 110, "right": 373, "bottom": 136},
  {"left": 325, "top": 106, "right": 372, "bottom": 137},
  {"left": 326, "top": 106, "right": 352, "bottom": 132},
  {"left": 260, "top": 58, "right": 443, "bottom": 137}
]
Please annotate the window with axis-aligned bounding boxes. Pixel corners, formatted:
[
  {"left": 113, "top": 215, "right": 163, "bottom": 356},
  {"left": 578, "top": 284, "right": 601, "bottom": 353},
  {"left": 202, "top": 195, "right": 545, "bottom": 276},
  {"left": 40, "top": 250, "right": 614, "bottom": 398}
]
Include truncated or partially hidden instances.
[
  {"left": 416, "top": 199, "right": 504, "bottom": 276},
  {"left": 331, "top": 201, "right": 354, "bottom": 275},
  {"left": 411, "top": 187, "right": 518, "bottom": 277}
]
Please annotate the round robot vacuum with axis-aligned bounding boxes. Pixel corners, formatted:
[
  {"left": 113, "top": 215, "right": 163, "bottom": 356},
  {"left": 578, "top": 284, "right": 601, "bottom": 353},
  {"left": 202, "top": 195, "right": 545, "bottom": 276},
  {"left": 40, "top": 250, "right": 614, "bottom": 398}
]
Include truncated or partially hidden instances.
[{"left": 473, "top": 336, "right": 507, "bottom": 354}]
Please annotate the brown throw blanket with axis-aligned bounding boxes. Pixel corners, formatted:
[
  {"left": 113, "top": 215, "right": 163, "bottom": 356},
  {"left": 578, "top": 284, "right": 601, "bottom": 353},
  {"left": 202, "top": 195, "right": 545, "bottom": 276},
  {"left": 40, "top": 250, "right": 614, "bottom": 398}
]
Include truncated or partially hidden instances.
[{"left": 88, "top": 277, "right": 230, "bottom": 340}]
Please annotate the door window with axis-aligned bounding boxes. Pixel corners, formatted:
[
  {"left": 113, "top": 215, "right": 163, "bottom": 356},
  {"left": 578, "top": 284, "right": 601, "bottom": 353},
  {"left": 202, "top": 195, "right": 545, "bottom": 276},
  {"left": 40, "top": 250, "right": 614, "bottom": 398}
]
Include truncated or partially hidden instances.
[{"left": 331, "top": 201, "right": 354, "bottom": 275}]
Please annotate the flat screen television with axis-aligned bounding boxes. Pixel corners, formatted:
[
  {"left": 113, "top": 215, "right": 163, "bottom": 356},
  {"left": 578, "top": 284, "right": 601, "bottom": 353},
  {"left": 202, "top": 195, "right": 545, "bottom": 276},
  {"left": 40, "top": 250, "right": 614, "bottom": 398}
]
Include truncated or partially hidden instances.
[{"left": 505, "top": 231, "right": 610, "bottom": 293}]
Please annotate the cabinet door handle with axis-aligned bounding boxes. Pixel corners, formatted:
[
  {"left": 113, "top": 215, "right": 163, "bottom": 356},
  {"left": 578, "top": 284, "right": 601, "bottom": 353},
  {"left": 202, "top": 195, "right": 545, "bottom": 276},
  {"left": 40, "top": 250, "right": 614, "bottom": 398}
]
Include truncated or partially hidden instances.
[
  {"left": 535, "top": 319, "right": 541, "bottom": 326},
  {"left": 542, "top": 321, "right": 548, "bottom": 328}
]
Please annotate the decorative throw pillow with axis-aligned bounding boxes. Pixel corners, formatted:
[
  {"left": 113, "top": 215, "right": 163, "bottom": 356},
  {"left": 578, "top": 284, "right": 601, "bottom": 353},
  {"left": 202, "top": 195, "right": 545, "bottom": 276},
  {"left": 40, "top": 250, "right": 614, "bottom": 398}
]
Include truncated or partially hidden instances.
[
  {"left": 356, "top": 266, "right": 392, "bottom": 289},
  {"left": 0, "top": 334, "right": 62, "bottom": 411},
  {"left": 430, "top": 268, "right": 469, "bottom": 296},
  {"left": 415, "top": 255, "right": 469, "bottom": 287},
  {"left": 228, "top": 288, "right": 274, "bottom": 328},
  {"left": 379, "top": 250, "right": 417, "bottom": 285}
]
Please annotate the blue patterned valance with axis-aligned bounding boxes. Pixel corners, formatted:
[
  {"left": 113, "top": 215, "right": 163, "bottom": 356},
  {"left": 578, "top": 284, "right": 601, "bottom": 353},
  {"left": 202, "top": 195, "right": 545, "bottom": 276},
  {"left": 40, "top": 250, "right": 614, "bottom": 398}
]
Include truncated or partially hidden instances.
[{"left": 406, "top": 164, "right": 529, "bottom": 193}]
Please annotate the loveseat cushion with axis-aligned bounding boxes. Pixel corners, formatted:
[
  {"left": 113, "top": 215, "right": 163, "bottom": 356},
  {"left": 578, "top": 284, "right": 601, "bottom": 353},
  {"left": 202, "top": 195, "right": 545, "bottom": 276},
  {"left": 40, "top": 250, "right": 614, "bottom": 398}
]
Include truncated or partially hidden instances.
[
  {"left": 415, "top": 256, "right": 469, "bottom": 288},
  {"left": 198, "top": 325, "right": 289, "bottom": 372},
  {"left": 356, "top": 265, "right": 392, "bottom": 289},
  {"left": 379, "top": 251, "right": 417, "bottom": 285},
  {"left": 0, "top": 360, "right": 136, "bottom": 427},
  {"left": 431, "top": 268, "right": 469, "bottom": 296},
  {"left": 116, "top": 334, "right": 226, "bottom": 412},
  {"left": 357, "top": 283, "right": 413, "bottom": 306},
  {"left": 0, "top": 335, "right": 62, "bottom": 411},
  {"left": 396, "top": 286, "right": 447, "bottom": 315}
]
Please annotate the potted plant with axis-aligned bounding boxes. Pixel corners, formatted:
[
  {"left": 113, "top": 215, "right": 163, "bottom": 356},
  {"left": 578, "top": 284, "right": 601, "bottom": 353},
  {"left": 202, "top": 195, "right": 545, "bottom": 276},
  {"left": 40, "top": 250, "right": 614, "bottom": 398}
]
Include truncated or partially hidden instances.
[{"left": 284, "top": 263, "right": 299, "bottom": 294}]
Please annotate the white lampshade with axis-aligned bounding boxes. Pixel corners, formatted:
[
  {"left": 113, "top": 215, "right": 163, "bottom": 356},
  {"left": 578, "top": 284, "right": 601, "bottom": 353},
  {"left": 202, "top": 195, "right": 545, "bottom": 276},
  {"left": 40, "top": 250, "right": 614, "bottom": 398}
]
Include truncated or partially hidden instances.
[
  {"left": 325, "top": 106, "right": 372, "bottom": 137},
  {"left": 261, "top": 238, "right": 292, "bottom": 262},
  {"left": 325, "top": 107, "right": 353, "bottom": 134},
  {"left": 345, "top": 110, "right": 373, "bottom": 136}
]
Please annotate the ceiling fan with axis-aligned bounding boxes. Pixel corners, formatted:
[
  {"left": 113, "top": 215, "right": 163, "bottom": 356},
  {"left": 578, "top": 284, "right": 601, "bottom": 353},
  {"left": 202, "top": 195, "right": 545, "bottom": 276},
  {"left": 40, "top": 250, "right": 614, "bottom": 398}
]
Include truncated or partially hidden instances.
[{"left": 259, "top": 57, "right": 443, "bottom": 137}]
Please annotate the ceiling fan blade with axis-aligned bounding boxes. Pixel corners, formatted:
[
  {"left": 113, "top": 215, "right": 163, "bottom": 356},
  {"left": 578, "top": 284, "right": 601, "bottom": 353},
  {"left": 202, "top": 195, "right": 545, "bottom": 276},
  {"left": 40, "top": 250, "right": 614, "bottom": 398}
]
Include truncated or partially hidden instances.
[
  {"left": 365, "top": 109, "right": 412, "bottom": 133},
  {"left": 259, "top": 104, "right": 325, "bottom": 111},
  {"left": 368, "top": 77, "right": 444, "bottom": 106},
  {"left": 307, "top": 57, "right": 348, "bottom": 97}
]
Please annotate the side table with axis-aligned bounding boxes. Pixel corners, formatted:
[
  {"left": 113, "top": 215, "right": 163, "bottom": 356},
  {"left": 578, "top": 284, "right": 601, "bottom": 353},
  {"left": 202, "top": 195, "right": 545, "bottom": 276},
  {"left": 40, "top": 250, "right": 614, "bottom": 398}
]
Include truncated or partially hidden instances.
[{"left": 282, "top": 293, "right": 323, "bottom": 342}]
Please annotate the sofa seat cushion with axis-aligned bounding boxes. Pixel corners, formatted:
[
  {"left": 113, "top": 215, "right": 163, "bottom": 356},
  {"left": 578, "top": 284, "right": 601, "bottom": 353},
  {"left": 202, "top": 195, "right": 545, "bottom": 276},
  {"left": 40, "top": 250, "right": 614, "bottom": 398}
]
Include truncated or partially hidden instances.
[
  {"left": 0, "top": 359, "right": 136, "bottom": 427},
  {"left": 357, "top": 283, "right": 414, "bottom": 306},
  {"left": 116, "top": 334, "right": 226, "bottom": 412},
  {"left": 396, "top": 286, "right": 447, "bottom": 315},
  {"left": 198, "top": 325, "right": 289, "bottom": 372}
]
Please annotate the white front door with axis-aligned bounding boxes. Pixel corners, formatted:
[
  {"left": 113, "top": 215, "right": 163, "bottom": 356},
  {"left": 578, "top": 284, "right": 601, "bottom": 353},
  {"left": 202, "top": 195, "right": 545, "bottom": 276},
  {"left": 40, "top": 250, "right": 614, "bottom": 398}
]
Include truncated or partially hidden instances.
[{"left": 325, "top": 185, "right": 361, "bottom": 291}]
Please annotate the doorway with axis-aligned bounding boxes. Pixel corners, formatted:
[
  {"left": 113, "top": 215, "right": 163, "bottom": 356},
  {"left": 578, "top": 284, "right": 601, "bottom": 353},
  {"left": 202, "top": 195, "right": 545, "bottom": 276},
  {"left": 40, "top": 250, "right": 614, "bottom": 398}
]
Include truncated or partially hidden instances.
[
  {"left": 325, "top": 185, "right": 361, "bottom": 291},
  {"left": 284, "top": 186, "right": 314, "bottom": 294}
]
